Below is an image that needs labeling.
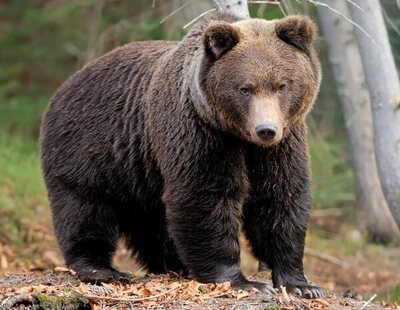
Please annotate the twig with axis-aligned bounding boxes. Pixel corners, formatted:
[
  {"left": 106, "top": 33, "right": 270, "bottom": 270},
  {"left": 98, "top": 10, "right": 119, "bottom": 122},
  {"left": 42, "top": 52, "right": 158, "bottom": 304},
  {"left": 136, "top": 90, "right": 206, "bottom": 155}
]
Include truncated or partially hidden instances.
[
  {"left": 205, "top": 291, "right": 232, "bottom": 299},
  {"left": 183, "top": 8, "right": 217, "bottom": 29},
  {"left": 152, "top": 0, "right": 156, "bottom": 8},
  {"left": 345, "top": 0, "right": 365, "bottom": 12},
  {"left": 305, "top": 247, "right": 350, "bottom": 269},
  {"left": 280, "top": 286, "right": 290, "bottom": 302},
  {"left": 160, "top": 0, "right": 194, "bottom": 24},
  {"left": 82, "top": 284, "right": 182, "bottom": 303},
  {"left": 213, "top": 0, "right": 223, "bottom": 10},
  {"left": 360, "top": 294, "right": 377, "bottom": 310},
  {"left": 279, "top": 3, "right": 287, "bottom": 16},
  {"left": 306, "top": 0, "right": 377, "bottom": 47},
  {"left": 281, "top": 0, "right": 296, "bottom": 15},
  {"left": 0, "top": 297, "right": 9, "bottom": 309}
]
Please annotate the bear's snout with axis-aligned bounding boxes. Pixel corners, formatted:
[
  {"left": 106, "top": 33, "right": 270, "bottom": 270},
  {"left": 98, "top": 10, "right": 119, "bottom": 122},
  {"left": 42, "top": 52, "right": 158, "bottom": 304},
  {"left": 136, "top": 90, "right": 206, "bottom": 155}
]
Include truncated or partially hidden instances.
[
  {"left": 255, "top": 124, "right": 277, "bottom": 141},
  {"left": 248, "top": 97, "right": 284, "bottom": 146}
]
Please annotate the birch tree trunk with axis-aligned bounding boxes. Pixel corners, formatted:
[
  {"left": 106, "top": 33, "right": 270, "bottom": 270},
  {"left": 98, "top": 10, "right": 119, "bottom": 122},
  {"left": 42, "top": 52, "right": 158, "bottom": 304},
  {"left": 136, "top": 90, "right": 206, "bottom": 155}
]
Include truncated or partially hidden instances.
[
  {"left": 349, "top": 0, "right": 400, "bottom": 228},
  {"left": 317, "top": 0, "right": 400, "bottom": 241},
  {"left": 213, "top": 0, "right": 250, "bottom": 18}
]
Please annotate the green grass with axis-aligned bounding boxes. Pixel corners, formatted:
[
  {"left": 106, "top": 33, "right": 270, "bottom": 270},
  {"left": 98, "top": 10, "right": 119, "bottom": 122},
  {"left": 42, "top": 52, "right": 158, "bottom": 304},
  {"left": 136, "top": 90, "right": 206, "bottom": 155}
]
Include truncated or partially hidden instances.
[
  {"left": 382, "top": 284, "right": 400, "bottom": 304},
  {"left": 0, "top": 96, "right": 48, "bottom": 138},
  {"left": 0, "top": 134, "right": 48, "bottom": 244},
  {"left": 0, "top": 97, "right": 48, "bottom": 245}
]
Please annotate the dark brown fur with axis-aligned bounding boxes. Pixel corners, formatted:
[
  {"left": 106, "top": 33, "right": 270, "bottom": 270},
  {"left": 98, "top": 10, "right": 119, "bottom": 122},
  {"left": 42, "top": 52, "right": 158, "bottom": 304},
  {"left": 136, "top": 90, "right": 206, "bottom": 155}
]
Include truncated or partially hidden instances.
[{"left": 40, "top": 13, "right": 322, "bottom": 298}]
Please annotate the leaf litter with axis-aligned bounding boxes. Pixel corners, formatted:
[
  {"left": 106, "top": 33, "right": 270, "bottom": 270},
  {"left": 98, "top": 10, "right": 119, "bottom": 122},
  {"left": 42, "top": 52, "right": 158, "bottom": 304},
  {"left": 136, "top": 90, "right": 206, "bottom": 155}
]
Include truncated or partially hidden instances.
[{"left": 1, "top": 269, "right": 398, "bottom": 309}]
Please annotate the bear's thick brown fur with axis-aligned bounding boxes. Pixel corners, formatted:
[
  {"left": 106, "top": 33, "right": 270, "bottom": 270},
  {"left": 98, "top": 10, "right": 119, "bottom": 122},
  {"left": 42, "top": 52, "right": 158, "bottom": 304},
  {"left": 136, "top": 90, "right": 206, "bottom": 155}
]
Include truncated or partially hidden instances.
[{"left": 40, "top": 13, "right": 322, "bottom": 298}]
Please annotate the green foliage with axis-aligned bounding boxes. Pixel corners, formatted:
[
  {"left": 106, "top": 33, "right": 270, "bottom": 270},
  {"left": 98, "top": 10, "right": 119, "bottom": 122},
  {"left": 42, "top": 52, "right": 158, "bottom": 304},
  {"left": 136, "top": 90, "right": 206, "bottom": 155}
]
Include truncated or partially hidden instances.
[
  {"left": 0, "top": 96, "right": 47, "bottom": 138},
  {"left": 0, "top": 0, "right": 166, "bottom": 100},
  {"left": 309, "top": 130, "right": 355, "bottom": 209},
  {"left": 383, "top": 284, "right": 400, "bottom": 304},
  {"left": 381, "top": 0, "right": 400, "bottom": 70},
  {"left": 0, "top": 134, "right": 47, "bottom": 244}
]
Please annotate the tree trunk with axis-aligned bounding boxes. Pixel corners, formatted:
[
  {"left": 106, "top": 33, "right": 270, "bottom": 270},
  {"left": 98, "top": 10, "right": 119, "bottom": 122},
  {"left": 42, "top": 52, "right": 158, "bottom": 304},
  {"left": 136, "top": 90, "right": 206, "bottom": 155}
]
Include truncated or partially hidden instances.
[
  {"left": 349, "top": 0, "right": 400, "bottom": 228},
  {"left": 213, "top": 0, "right": 250, "bottom": 18},
  {"left": 317, "top": 0, "right": 400, "bottom": 241}
]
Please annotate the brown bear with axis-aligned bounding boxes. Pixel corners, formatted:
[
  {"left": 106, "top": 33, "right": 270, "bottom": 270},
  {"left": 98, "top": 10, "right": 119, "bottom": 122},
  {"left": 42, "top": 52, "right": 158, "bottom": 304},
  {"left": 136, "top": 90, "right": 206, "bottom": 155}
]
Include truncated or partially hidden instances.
[{"left": 40, "top": 13, "right": 322, "bottom": 298}]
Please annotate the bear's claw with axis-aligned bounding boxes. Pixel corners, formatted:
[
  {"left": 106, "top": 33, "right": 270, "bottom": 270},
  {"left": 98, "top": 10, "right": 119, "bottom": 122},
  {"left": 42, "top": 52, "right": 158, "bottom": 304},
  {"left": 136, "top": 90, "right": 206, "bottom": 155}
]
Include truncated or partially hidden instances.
[
  {"left": 77, "top": 268, "right": 132, "bottom": 284},
  {"left": 289, "top": 284, "right": 324, "bottom": 299},
  {"left": 232, "top": 280, "right": 277, "bottom": 295}
]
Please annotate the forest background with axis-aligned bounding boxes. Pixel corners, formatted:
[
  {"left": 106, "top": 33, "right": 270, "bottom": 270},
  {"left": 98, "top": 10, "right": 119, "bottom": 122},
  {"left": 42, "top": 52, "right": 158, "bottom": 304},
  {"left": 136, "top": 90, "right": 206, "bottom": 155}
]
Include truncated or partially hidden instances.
[{"left": 0, "top": 0, "right": 400, "bottom": 304}]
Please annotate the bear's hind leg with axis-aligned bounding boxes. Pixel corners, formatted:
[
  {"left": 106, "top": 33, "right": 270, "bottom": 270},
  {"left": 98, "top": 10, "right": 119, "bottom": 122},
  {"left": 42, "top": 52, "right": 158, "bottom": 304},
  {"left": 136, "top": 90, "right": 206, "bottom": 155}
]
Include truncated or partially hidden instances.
[
  {"left": 50, "top": 188, "right": 131, "bottom": 284},
  {"left": 121, "top": 208, "right": 186, "bottom": 276}
]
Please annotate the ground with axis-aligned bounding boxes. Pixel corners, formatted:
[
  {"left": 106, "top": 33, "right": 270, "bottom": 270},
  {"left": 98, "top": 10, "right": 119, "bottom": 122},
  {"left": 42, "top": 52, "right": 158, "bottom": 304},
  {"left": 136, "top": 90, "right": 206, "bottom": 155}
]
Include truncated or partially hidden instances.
[
  {"left": 0, "top": 270, "right": 395, "bottom": 310},
  {"left": 1, "top": 216, "right": 400, "bottom": 309}
]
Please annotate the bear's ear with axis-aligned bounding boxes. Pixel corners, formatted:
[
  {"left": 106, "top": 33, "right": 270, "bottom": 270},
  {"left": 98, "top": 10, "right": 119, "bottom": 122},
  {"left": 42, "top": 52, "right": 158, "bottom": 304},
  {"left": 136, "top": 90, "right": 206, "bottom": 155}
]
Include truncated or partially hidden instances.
[
  {"left": 275, "top": 16, "right": 316, "bottom": 54},
  {"left": 204, "top": 22, "right": 240, "bottom": 60}
]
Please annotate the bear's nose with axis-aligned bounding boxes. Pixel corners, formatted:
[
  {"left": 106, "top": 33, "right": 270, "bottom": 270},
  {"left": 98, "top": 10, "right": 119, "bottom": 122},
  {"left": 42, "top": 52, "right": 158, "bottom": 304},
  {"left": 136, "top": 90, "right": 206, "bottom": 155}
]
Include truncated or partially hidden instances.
[{"left": 255, "top": 124, "right": 277, "bottom": 141}]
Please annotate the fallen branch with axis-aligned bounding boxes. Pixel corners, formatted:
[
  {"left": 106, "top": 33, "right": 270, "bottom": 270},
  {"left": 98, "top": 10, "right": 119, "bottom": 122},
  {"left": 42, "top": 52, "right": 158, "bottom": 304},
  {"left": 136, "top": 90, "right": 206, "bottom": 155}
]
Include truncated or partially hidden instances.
[
  {"left": 0, "top": 294, "right": 33, "bottom": 310},
  {"left": 305, "top": 247, "right": 350, "bottom": 269},
  {"left": 0, "top": 292, "right": 90, "bottom": 310}
]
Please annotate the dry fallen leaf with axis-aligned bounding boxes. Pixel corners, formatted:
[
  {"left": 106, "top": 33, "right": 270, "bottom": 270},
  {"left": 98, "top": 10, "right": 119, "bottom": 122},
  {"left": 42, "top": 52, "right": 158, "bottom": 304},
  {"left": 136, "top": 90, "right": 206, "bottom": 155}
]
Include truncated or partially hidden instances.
[
  {"left": 0, "top": 254, "right": 8, "bottom": 269},
  {"left": 54, "top": 266, "right": 69, "bottom": 273},
  {"left": 54, "top": 266, "right": 77, "bottom": 275},
  {"left": 16, "top": 286, "right": 33, "bottom": 294},
  {"left": 236, "top": 290, "right": 250, "bottom": 300},
  {"left": 314, "top": 298, "right": 330, "bottom": 307}
]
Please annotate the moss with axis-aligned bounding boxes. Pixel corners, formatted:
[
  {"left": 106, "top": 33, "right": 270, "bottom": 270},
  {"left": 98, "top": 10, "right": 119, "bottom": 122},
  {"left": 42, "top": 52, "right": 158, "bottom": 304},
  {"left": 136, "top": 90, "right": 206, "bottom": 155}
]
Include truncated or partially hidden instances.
[{"left": 32, "top": 292, "right": 90, "bottom": 310}]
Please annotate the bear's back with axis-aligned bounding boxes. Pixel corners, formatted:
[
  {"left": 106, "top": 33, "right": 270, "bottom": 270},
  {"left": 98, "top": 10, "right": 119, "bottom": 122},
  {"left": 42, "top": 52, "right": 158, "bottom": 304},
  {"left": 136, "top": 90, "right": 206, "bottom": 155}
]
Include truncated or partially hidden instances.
[{"left": 41, "top": 40, "right": 177, "bottom": 202}]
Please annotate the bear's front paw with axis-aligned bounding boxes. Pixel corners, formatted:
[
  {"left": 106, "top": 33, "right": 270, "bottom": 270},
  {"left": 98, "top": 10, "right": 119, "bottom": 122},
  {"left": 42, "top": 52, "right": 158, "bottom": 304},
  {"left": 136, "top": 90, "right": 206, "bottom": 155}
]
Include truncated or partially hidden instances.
[
  {"left": 77, "top": 268, "right": 132, "bottom": 284},
  {"left": 272, "top": 270, "right": 323, "bottom": 299},
  {"left": 284, "top": 283, "right": 324, "bottom": 299},
  {"left": 232, "top": 279, "right": 277, "bottom": 295}
]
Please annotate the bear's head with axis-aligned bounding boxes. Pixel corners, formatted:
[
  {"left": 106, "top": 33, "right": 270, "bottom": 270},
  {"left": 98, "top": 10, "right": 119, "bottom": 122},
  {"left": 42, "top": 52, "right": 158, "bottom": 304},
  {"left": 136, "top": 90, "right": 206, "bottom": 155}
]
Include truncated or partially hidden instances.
[{"left": 194, "top": 15, "right": 321, "bottom": 147}]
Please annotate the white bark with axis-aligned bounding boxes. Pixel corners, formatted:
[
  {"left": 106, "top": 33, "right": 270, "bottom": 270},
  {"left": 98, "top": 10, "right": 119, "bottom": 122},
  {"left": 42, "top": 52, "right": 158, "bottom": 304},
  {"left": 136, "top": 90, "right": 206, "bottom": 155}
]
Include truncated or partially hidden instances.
[
  {"left": 349, "top": 0, "right": 400, "bottom": 228},
  {"left": 213, "top": 0, "right": 250, "bottom": 18},
  {"left": 317, "top": 0, "right": 400, "bottom": 240}
]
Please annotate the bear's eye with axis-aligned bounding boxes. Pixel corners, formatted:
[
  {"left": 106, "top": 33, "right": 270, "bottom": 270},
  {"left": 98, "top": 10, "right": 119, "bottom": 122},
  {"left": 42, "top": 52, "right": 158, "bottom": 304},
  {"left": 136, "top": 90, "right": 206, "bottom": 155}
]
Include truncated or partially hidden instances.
[
  {"left": 278, "top": 82, "right": 289, "bottom": 94},
  {"left": 239, "top": 87, "right": 251, "bottom": 97}
]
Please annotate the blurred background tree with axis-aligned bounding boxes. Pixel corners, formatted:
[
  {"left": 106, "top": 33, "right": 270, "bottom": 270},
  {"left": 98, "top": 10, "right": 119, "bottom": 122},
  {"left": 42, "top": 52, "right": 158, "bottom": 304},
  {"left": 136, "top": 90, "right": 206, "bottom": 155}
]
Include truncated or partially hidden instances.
[
  {"left": 317, "top": 0, "right": 400, "bottom": 242},
  {"left": 0, "top": 0, "right": 400, "bottom": 301}
]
